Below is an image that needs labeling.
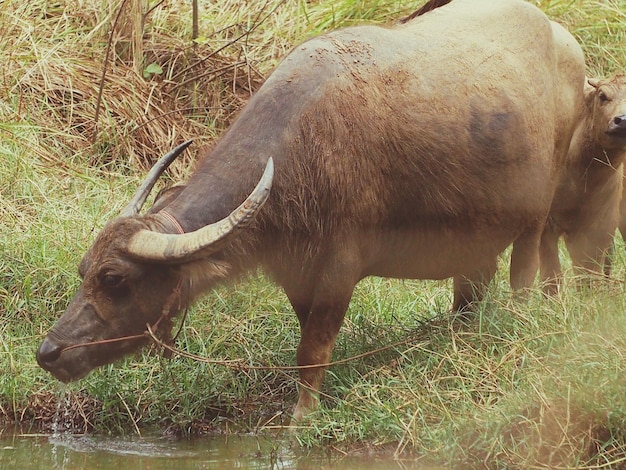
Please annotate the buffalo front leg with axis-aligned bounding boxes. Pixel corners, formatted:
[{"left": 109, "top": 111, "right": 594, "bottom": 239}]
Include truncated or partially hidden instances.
[
  {"left": 452, "top": 259, "right": 497, "bottom": 312},
  {"left": 289, "top": 273, "right": 357, "bottom": 424},
  {"left": 291, "top": 292, "right": 354, "bottom": 423},
  {"left": 566, "top": 228, "right": 616, "bottom": 283},
  {"left": 604, "top": 242, "right": 615, "bottom": 277}
]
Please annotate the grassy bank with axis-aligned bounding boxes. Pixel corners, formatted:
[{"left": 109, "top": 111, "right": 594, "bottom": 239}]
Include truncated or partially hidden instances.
[{"left": 2, "top": 0, "right": 626, "bottom": 467}]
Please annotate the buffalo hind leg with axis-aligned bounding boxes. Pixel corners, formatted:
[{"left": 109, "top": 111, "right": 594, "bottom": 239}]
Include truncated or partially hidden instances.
[
  {"left": 511, "top": 226, "right": 542, "bottom": 293},
  {"left": 539, "top": 223, "right": 563, "bottom": 295}
]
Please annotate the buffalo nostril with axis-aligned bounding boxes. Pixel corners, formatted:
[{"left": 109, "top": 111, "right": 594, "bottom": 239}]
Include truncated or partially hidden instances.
[{"left": 36, "top": 338, "right": 63, "bottom": 364}]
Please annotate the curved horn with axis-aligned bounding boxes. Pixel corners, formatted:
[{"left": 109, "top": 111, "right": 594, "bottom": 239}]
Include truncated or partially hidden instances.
[
  {"left": 119, "top": 140, "right": 193, "bottom": 218},
  {"left": 125, "top": 157, "right": 274, "bottom": 262}
]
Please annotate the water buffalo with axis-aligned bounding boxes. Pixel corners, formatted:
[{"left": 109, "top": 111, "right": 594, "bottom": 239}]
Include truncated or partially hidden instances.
[
  {"left": 540, "top": 75, "right": 626, "bottom": 290},
  {"left": 37, "top": 0, "right": 585, "bottom": 422}
]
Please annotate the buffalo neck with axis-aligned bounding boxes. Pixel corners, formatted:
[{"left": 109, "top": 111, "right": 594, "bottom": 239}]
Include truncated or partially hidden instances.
[{"left": 153, "top": 54, "right": 328, "bottom": 234}]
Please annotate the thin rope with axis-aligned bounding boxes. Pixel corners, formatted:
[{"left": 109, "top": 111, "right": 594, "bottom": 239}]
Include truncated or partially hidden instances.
[
  {"left": 144, "top": 324, "right": 426, "bottom": 371},
  {"left": 58, "top": 273, "right": 427, "bottom": 372},
  {"left": 58, "top": 277, "right": 185, "bottom": 354}
]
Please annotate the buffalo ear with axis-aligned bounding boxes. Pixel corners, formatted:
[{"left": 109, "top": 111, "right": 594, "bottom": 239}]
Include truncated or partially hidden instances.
[
  {"left": 587, "top": 78, "right": 600, "bottom": 89},
  {"left": 148, "top": 185, "right": 186, "bottom": 214},
  {"left": 584, "top": 78, "right": 600, "bottom": 109}
]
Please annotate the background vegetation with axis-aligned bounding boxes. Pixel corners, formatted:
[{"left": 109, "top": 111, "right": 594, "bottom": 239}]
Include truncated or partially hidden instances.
[{"left": 1, "top": 0, "right": 626, "bottom": 467}]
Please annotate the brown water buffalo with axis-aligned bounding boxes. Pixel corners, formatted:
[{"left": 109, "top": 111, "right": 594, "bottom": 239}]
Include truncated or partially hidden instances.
[
  {"left": 37, "top": 0, "right": 585, "bottom": 422},
  {"left": 540, "top": 75, "right": 626, "bottom": 291}
]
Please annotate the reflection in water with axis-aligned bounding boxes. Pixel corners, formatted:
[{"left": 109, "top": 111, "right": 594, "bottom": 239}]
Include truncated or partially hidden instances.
[{"left": 0, "top": 432, "right": 435, "bottom": 469}]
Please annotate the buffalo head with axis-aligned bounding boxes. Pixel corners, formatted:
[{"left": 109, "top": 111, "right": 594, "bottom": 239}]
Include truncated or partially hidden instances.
[
  {"left": 586, "top": 75, "right": 626, "bottom": 147},
  {"left": 36, "top": 142, "right": 274, "bottom": 382}
]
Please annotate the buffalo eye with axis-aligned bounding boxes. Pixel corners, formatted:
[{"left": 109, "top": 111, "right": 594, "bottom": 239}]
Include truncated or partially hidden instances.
[
  {"left": 598, "top": 90, "right": 610, "bottom": 103},
  {"left": 100, "top": 273, "right": 124, "bottom": 289}
]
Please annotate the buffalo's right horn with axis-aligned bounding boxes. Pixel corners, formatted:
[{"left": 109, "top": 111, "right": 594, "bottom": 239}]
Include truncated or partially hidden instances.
[
  {"left": 119, "top": 140, "right": 193, "bottom": 218},
  {"left": 125, "top": 157, "right": 274, "bottom": 262}
]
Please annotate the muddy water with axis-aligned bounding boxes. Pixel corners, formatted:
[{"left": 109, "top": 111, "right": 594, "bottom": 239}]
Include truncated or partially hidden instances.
[{"left": 0, "top": 431, "right": 436, "bottom": 469}]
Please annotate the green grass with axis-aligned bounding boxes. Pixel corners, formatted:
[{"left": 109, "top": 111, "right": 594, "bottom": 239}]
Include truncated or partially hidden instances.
[{"left": 2, "top": 0, "right": 626, "bottom": 467}]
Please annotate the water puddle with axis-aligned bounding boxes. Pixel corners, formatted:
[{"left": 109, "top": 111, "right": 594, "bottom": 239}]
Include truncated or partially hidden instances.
[
  {"left": 0, "top": 432, "right": 438, "bottom": 469},
  {"left": 48, "top": 433, "right": 198, "bottom": 457},
  {"left": 0, "top": 388, "right": 438, "bottom": 469}
]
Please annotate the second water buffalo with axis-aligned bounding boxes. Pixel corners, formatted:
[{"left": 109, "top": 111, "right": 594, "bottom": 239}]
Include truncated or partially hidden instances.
[{"left": 541, "top": 75, "right": 626, "bottom": 289}]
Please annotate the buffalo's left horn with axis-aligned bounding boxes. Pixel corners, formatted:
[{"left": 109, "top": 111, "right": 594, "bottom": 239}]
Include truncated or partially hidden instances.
[
  {"left": 125, "top": 157, "right": 274, "bottom": 262},
  {"left": 119, "top": 140, "right": 193, "bottom": 218}
]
